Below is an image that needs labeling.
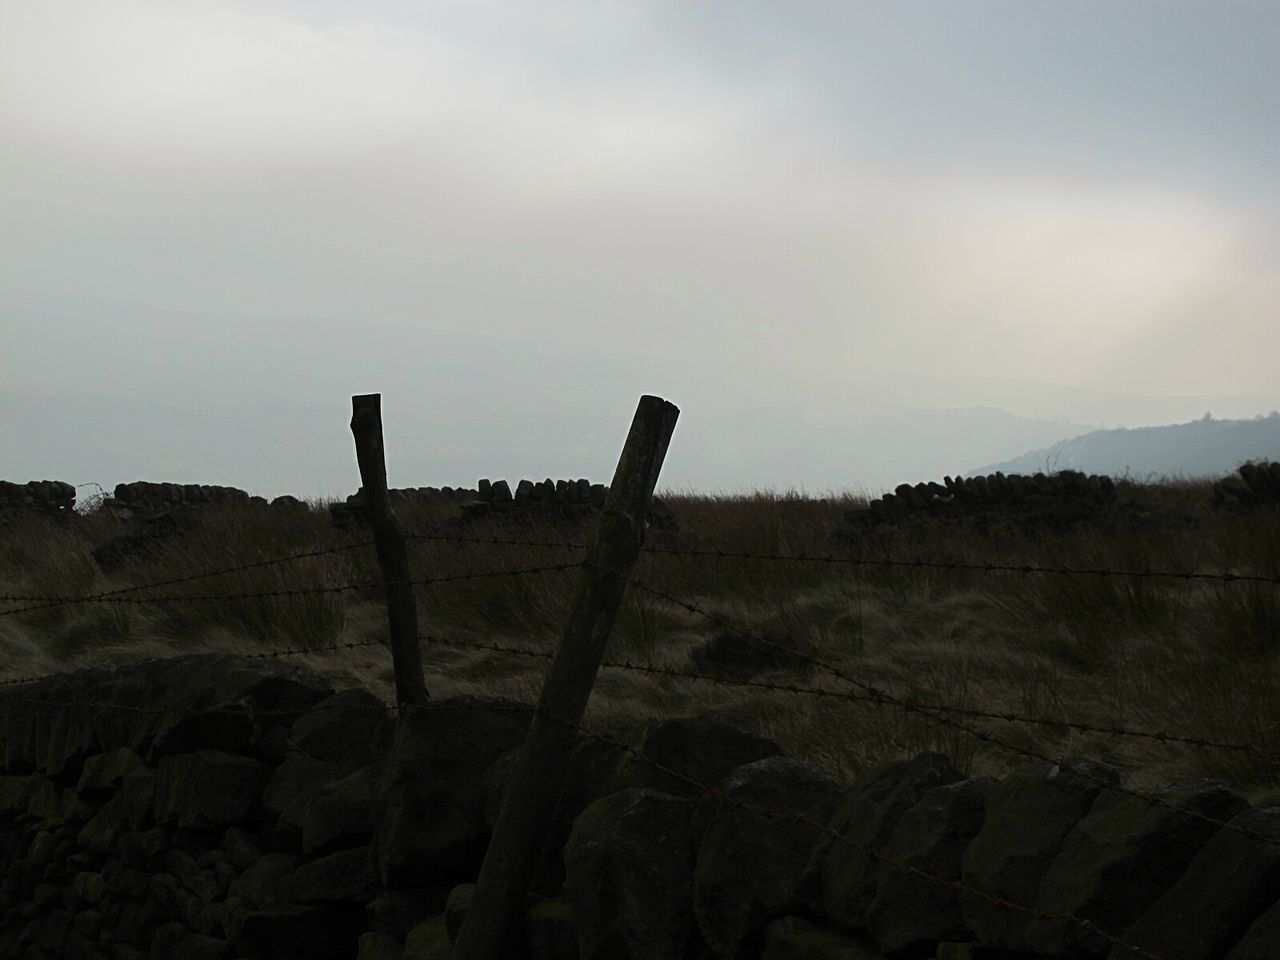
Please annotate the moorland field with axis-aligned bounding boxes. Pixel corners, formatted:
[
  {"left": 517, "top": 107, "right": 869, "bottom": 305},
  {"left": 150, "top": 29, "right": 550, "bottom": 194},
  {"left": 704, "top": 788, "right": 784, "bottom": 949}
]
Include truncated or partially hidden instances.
[{"left": 1, "top": 480, "right": 1277, "bottom": 805}]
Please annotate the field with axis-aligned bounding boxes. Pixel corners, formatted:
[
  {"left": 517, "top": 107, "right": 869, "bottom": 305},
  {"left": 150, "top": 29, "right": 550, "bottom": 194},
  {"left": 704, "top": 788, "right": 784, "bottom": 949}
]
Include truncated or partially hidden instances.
[{"left": 1, "top": 480, "right": 1278, "bottom": 806}]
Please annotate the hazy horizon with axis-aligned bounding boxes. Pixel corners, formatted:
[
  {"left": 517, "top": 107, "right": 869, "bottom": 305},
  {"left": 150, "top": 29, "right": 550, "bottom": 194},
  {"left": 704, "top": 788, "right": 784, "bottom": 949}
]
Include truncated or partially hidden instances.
[{"left": 5, "top": 2, "right": 1279, "bottom": 501}]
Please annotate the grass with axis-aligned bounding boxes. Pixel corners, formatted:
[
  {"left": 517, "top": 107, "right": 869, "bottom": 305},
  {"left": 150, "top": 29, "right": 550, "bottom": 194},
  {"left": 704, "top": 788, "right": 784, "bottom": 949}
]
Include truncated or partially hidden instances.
[{"left": 1, "top": 478, "right": 1278, "bottom": 808}]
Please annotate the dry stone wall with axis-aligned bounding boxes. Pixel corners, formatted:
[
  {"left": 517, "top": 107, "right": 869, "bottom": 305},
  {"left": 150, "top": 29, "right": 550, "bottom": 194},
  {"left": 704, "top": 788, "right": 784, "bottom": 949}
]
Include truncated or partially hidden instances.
[
  {"left": 326, "top": 486, "right": 474, "bottom": 530},
  {"left": 1213, "top": 461, "right": 1280, "bottom": 508},
  {"left": 0, "top": 481, "right": 305, "bottom": 525},
  {"left": 329, "top": 479, "right": 678, "bottom": 533},
  {"left": 110, "top": 483, "right": 257, "bottom": 513},
  {"left": 0, "top": 482, "right": 76, "bottom": 518},
  {"left": 0, "top": 475, "right": 678, "bottom": 533},
  {"left": 840, "top": 469, "right": 1120, "bottom": 536},
  {"left": 1, "top": 655, "right": 1277, "bottom": 960}
]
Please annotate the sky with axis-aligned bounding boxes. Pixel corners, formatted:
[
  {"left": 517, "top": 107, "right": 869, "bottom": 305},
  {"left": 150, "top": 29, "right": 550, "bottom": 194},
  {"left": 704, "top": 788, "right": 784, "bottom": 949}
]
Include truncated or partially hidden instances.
[{"left": 3, "top": 1, "right": 1278, "bottom": 502}]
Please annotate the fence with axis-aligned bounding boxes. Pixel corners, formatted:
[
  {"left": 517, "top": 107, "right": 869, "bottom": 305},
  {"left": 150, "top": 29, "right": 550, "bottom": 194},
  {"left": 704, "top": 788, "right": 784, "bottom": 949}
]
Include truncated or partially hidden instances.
[{"left": 2, "top": 393, "right": 1279, "bottom": 960}]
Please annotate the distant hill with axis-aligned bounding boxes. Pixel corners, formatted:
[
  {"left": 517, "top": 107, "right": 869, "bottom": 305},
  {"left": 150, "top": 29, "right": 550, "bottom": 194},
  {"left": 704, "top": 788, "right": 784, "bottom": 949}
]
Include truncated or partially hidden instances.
[{"left": 970, "top": 413, "right": 1280, "bottom": 480}]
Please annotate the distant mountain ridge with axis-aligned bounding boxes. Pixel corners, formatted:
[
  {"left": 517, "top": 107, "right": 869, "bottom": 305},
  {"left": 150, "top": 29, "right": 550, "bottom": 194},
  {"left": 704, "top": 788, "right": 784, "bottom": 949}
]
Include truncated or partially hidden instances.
[{"left": 970, "top": 413, "right": 1280, "bottom": 480}]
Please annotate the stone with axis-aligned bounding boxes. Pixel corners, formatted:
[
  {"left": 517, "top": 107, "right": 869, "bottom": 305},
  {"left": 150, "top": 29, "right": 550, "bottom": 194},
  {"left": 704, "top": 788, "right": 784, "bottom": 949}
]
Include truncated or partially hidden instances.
[
  {"left": 288, "top": 689, "right": 391, "bottom": 777},
  {"left": 145, "top": 870, "right": 187, "bottom": 923},
  {"left": 1107, "top": 807, "right": 1280, "bottom": 960},
  {"left": 22, "top": 777, "right": 63, "bottom": 822},
  {"left": 147, "top": 656, "right": 332, "bottom": 761},
  {"left": 71, "top": 870, "right": 106, "bottom": 906},
  {"left": 444, "top": 883, "right": 473, "bottom": 943},
  {"left": 226, "top": 855, "right": 300, "bottom": 911},
  {"left": 73, "top": 906, "right": 103, "bottom": 939},
  {"left": 366, "top": 886, "right": 452, "bottom": 941},
  {"left": 0, "top": 774, "right": 38, "bottom": 814},
  {"left": 263, "top": 754, "right": 340, "bottom": 822},
  {"left": 760, "top": 916, "right": 886, "bottom": 960},
  {"left": 103, "top": 859, "right": 149, "bottom": 899},
  {"left": 358, "top": 930, "right": 403, "bottom": 960},
  {"left": 76, "top": 747, "right": 145, "bottom": 802},
  {"left": 290, "top": 846, "right": 378, "bottom": 905},
  {"left": 148, "top": 921, "right": 231, "bottom": 960},
  {"left": 693, "top": 756, "right": 843, "bottom": 959},
  {"left": 565, "top": 788, "right": 700, "bottom": 960},
  {"left": 223, "top": 851, "right": 371, "bottom": 958},
  {"left": 809, "top": 752, "right": 965, "bottom": 931},
  {"left": 865, "top": 776, "right": 991, "bottom": 957},
  {"left": 526, "top": 896, "right": 577, "bottom": 960},
  {"left": 279, "top": 766, "right": 373, "bottom": 856},
  {"left": 152, "top": 751, "right": 271, "bottom": 830},
  {"left": 117, "top": 827, "right": 168, "bottom": 870},
  {"left": 164, "top": 847, "right": 221, "bottom": 903},
  {"left": 402, "top": 916, "right": 452, "bottom": 960},
  {"left": 960, "top": 758, "right": 1121, "bottom": 954},
  {"left": 1226, "top": 892, "right": 1280, "bottom": 959},
  {"left": 220, "top": 826, "right": 264, "bottom": 873},
  {"left": 370, "top": 696, "right": 535, "bottom": 886},
  {"left": 1025, "top": 779, "right": 1248, "bottom": 958},
  {"left": 31, "top": 655, "right": 334, "bottom": 768},
  {"left": 224, "top": 899, "right": 366, "bottom": 960},
  {"left": 484, "top": 736, "right": 630, "bottom": 896},
  {"left": 624, "top": 716, "right": 783, "bottom": 801}
]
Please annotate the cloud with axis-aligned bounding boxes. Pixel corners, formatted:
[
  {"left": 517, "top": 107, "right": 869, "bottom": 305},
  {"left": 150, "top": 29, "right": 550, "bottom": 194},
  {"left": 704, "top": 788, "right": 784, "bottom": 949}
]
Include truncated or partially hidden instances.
[{"left": 2, "top": 0, "right": 1277, "bottom": 410}]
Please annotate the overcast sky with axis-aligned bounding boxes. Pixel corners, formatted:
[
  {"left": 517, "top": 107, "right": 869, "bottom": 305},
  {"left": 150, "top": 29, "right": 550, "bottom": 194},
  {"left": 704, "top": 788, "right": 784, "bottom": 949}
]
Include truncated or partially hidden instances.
[{"left": 3, "top": 1, "right": 1278, "bottom": 501}]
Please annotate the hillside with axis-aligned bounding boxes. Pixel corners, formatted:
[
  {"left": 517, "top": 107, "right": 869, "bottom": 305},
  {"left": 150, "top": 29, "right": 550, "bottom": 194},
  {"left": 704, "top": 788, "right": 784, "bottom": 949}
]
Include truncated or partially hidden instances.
[{"left": 971, "top": 412, "right": 1280, "bottom": 480}]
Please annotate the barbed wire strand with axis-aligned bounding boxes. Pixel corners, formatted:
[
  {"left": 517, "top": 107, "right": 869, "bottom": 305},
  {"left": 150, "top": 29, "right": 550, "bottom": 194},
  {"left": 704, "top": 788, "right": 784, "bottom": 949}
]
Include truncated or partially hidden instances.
[
  {"left": 403, "top": 530, "right": 1280, "bottom": 585},
  {"left": 585, "top": 560, "right": 1280, "bottom": 850},
  {"left": 4, "top": 521, "right": 1272, "bottom": 621},
  {"left": 412, "top": 634, "right": 1280, "bottom": 761},
  {"left": 1, "top": 525, "right": 1274, "bottom": 849},
  {"left": 0, "top": 538, "right": 379, "bottom": 617},
  {"left": 0, "top": 561, "right": 584, "bottom": 612},
  {"left": 2, "top": 549, "right": 1273, "bottom": 848},
  {"left": 7, "top": 629, "right": 1272, "bottom": 764}
]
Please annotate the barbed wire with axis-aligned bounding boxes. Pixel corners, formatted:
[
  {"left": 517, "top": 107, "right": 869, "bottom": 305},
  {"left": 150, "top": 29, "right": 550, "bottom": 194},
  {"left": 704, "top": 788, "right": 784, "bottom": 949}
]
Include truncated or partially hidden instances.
[
  {"left": 641, "top": 545, "right": 1280, "bottom": 586},
  {"left": 0, "top": 538, "right": 378, "bottom": 617},
  {"left": 0, "top": 561, "right": 585, "bottom": 611},
  {"left": 1, "top": 521, "right": 1274, "bottom": 852},
  {"left": 242, "top": 637, "right": 391, "bottom": 661},
  {"left": 417, "top": 634, "right": 1280, "bottom": 761},
  {"left": 585, "top": 560, "right": 1280, "bottom": 850},
  {"left": 0, "top": 689, "right": 362, "bottom": 719},
  {"left": 3, "top": 521, "right": 1271, "bottom": 622},
  {"left": 404, "top": 530, "right": 1280, "bottom": 585},
  {"left": 2, "top": 546, "right": 1273, "bottom": 781},
  {"left": 6, "top": 628, "right": 1271, "bottom": 764}
]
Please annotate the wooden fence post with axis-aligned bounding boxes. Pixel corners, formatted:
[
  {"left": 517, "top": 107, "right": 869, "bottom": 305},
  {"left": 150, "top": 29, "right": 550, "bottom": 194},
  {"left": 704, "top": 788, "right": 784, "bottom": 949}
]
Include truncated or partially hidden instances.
[
  {"left": 349, "top": 393, "right": 428, "bottom": 705},
  {"left": 452, "top": 394, "right": 679, "bottom": 960}
]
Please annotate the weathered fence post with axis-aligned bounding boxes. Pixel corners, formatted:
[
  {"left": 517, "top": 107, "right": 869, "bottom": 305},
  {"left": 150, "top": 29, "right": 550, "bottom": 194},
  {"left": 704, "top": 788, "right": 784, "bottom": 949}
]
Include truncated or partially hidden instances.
[
  {"left": 453, "top": 394, "right": 679, "bottom": 960},
  {"left": 349, "top": 393, "right": 428, "bottom": 705}
]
